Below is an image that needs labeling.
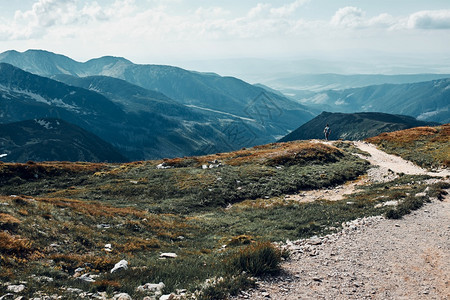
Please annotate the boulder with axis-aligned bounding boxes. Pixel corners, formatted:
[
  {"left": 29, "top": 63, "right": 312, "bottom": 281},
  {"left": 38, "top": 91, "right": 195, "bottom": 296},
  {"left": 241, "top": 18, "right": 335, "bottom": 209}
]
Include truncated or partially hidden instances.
[{"left": 111, "top": 260, "right": 128, "bottom": 273}]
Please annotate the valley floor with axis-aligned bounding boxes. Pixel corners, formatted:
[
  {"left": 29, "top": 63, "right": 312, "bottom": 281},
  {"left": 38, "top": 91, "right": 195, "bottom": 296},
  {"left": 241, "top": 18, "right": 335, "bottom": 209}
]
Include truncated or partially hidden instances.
[{"left": 233, "top": 141, "right": 450, "bottom": 300}]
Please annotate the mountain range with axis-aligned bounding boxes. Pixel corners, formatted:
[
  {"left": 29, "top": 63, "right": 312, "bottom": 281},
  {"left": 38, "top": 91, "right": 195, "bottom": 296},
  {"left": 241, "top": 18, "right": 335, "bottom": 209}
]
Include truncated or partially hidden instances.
[
  {"left": 0, "top": 50, "right": 315, "bottom": 160},
  {"left": 297, "top": 79, "right": 450, "bottom": 123},
  {"left": 1, "top": 49, "right": 449, "bottom": 162},
  {"left": 0, "top": 49, "right": 314, "bottom": 135},
  {"left": 0, "top": 118, "right": 127, "bottom": 163},
  {"left": 279, "top": 111, "right": 439, "bottom": 142},
  {"left": 264, "top": 73, "right": 450, "bottom": 94}
]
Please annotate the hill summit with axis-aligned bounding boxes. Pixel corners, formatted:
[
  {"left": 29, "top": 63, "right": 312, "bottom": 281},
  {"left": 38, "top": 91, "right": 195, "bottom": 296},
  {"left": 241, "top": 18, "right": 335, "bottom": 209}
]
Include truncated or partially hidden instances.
[{"left": 279, "top": 111, "right": 439, "bottom": 142}]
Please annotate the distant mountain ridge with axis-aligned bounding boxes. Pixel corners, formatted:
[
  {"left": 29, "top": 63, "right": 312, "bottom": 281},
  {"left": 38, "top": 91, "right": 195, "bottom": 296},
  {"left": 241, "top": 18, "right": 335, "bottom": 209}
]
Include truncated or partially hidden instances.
[
  {"left": 265, "top": 73, "right": 450, "bottom": 93},
  {"left": 0, "top": 49, "right": 315, "bottom": 140},
  {"left": 0, "top": 63, "right": 242, "bottom": 160},
  {"left": 0, "top": 118, "right": 127, "bottom": 163},
  {"left": 297, "top": 79, "right": 450, "bottom": 123},
  {"left": 279, "top": 112, "right": 440, "bottom": 142}
]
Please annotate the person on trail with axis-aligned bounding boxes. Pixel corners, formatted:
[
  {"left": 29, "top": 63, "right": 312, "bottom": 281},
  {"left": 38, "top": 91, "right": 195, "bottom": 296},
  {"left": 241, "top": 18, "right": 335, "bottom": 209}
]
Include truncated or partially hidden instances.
[{"left": 324, "top": 124, "right": 331, "bottom": 141}]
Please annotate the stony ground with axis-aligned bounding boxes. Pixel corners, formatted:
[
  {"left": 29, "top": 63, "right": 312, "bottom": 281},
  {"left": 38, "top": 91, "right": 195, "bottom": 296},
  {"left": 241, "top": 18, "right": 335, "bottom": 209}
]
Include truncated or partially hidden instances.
[{"left": 233, "top": 141, "right": 450, "bottom": 300}]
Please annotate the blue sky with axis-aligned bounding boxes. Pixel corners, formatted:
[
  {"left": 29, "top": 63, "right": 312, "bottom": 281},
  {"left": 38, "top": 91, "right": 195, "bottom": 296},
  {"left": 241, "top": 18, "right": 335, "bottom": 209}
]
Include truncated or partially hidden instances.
[{"left": 1, "top": 0, "right": 450, "bottom": 75}]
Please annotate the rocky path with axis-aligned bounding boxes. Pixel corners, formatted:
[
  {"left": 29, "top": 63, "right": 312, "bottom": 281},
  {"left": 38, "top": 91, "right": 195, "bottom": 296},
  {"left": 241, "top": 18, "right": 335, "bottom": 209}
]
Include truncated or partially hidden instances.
[
  {"left": 354, "top": 141, "right": 450, "bottom": 178},
  {"left": 233, "top": 142, "right": 450, "bottom": 300}
]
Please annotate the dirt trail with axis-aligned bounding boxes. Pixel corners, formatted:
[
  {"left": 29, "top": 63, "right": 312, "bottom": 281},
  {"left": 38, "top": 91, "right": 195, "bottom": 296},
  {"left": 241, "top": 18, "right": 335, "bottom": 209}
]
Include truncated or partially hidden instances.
[
  {"left": 354, "top": 141, "right": 450, "bottom": 177},
  {"left": 233, "top": 142, "right": 450, "bottom": 300},
  {"left": 286, "top": 141, "right": 449, "bottom": 203}
]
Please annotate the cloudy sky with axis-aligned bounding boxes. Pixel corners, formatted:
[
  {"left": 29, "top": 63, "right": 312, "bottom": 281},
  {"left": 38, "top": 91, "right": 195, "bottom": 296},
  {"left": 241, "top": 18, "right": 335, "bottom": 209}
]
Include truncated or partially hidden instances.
[{"left": 1, "top": 0, "right": 450, "bottom": 76}]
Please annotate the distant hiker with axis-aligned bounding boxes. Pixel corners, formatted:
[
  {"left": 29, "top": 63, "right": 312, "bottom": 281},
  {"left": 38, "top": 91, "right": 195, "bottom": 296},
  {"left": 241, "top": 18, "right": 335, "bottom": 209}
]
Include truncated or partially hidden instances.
[{"left": 324, "top": 124, "right": 331, "bottom": 141}]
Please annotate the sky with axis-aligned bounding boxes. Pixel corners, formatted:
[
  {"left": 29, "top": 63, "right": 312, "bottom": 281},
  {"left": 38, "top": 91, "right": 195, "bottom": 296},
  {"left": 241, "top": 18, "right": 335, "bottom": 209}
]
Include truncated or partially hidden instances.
[{"left": 1, "top": 0, "right": 450, "bottom": 76}]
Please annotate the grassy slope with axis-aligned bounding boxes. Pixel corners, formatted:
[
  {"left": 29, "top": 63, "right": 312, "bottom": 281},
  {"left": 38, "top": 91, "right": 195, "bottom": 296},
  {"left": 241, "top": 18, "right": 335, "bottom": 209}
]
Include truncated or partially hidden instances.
[
  {"left": 366, "top": 124, "right": 450, "bottom": 169},
  {"left": 0, "top": 140, "right": 447, "bottom": 298}
]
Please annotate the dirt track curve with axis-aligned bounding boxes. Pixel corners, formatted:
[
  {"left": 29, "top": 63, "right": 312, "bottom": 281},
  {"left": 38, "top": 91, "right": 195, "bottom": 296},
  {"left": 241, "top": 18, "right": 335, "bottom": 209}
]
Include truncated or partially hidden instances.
[{"left": 232, "top": 141, "right": 450, "bottom": 300}]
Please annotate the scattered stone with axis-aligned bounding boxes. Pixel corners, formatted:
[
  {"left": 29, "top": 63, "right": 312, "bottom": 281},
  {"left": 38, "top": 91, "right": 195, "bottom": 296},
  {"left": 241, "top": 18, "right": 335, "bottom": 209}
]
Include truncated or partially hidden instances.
[
  {"left": 6, "top": 284, "right": 25, "bottom": 293},
  {"left": 308, "top": 236, "right": 322, "bottom": 245},
  {"left": 159, "top": 294, "right": 175, "bottom": 300},
  {"left": 66, "top": 288, "right": 83, "bottom": 294},
  {"left": 74, "top": 267, "right": 85, "bottom": 273},
  {"left": 374, "top": 200, "right": 399, "bottom": 208},
  {"left": 111, "top": 260, "right": 128, "bottom": 273},
  {"left": 113, "top": 293, "right": 132, "bottom": 300},
  {"left": 157, "top": 163, "right": 172, "bottom": 169},
  {"left": 312, "top": 277, "right": 323, "bottom": 282},
  {"left": 160, "top": 253, "right": 177, "bottom": 259},
  {"left": 104, "top": 244, "right": 112, "bottom": 252},
  {"left": 137, "top": 282, "right": 165, "bottom": 293},
  {"left": 0, "top": 294, "right": 14, "bottom": 300},
  {"left": 96, "top": 224, "right": 111, "bottom": 229},
  {"left": 30, "top": 275, "right": 53, "bottom": 283},
  {"left": 78, "top": 274, "right": 96, "bottom": 283}
]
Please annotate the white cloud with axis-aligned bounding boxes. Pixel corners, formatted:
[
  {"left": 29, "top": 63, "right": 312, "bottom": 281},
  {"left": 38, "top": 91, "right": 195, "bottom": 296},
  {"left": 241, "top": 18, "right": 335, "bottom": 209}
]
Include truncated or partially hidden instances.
[
  {"left": 408, "top": 9, "right": 450, "bottom": 29},
  {"left": 270, "top": 0, "right": 309, "bottom": 18},
  {"left": 14, "top": 0, "right": 79, "bottom": 28},
  {"left": 2, "top": 1, "right": 450, "bottom": 65},
  {"left": 330, "top": 6, "right": 365, "bottom": 28}
]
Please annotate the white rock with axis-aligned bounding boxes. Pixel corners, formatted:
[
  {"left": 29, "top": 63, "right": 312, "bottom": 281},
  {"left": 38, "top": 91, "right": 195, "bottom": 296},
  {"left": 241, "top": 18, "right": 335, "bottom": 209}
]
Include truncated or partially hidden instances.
[
  {"left": 111, "top": 259, "right": 128, "bottom": 273},
  {"left": 66, "top": 288, "right": 83, "bottom": 293},
  {"left": 78, "top": 274, "right": 96, "bottom": 283},
  {"left": 137, "top": 282, "right": 165, "bottom": 293},
  {"left": 113, "top": 293, "right": 132, "bottom": 300},
  {"left": 159, "top": 294, "right": 174, "bottom": 300},
  {"left": 160, "top": 253, "right": 177, "bottom": 258},
  {"left": 6, "top": 284, "right": 25, "bottom": 293}
]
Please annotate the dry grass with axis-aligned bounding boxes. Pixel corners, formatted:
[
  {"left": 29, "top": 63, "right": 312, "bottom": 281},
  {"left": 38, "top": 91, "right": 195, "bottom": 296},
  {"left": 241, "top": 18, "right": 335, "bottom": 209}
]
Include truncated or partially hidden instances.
[
  {"left": 0, "top": 212, "right": 21, "bottom": 230},
  {"left": 194, "top": 141, "right": 343, "bottom": 166}
]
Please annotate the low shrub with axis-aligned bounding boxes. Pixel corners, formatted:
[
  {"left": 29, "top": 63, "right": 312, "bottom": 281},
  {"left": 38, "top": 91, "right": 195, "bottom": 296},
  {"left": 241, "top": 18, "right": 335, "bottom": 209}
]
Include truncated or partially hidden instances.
[
  {"left": 0, "top": 213, "right": 21, "bottom": 230},
  {"left": 385, "top": 196, "right": 426, "bottom": 219},
  {"left": 0, "top": 232, "right": 34, "bottom": 257},
  {"left": 195, "top": 275, "right": 255, "bottom": 300},
  {"left": 226, "top": 242, "right": 281, "bottom": 276}
]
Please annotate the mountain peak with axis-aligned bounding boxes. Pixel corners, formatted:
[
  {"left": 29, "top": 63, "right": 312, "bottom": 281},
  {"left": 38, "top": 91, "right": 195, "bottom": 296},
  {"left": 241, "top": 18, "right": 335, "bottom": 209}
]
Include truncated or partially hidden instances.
[{"left": 85, "top": 55, "right": 133, "bottom": 65}]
